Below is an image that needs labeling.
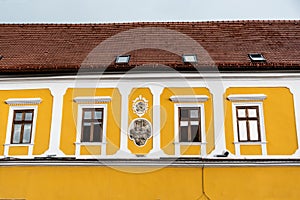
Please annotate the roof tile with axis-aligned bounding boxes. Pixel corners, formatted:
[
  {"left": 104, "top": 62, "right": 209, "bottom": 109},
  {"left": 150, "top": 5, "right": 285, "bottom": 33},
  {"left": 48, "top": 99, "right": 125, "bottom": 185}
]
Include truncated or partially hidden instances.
[{"left": 0, "top": 20, "right": 299, "bottom": 73}]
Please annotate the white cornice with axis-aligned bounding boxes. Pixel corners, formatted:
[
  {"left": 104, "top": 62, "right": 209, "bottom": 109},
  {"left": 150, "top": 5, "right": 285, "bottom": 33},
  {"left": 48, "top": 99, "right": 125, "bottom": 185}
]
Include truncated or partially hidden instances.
[
  {"left": 170, "top": 95, "right": 209, "bottom": 103},
  {"left": 2, "top": 72, "right": 300, "bottom": 82},
  {"left": 227, "top": 94, "right": 267, "bottom": 101},
  {"left": 1, "top": 158, "right": 300, "bottom": 167},
  {"left": 73, "top": 96, "right": 112, "bottom": 104},
  {"left": 5, "top": 98, "right": 42, "bottom": 105}
]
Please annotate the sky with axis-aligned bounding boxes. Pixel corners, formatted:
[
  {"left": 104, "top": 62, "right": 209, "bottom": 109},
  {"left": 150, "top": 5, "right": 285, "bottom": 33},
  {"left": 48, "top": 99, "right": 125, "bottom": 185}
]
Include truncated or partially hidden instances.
[{"left": 0, "top": 0, "right": 299, "bottom": 23}]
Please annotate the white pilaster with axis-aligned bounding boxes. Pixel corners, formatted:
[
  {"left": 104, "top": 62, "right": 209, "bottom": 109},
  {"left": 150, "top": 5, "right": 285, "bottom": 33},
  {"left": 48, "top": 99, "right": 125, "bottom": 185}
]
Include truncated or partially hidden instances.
[
  {"left": 113, "top": 85, "right": 134, "bottom": 157},
  {"left": 208, "top": 85, "right": 230, "bottom": 157},
  {"left": 289, "top": 86, "right": 300, "bottom": 156},
  {"left": 148, "top": 85, "right": 167, "bottom": 158},
  {"left": 43, "top": 86, "right": 67, "bottom": 157}
]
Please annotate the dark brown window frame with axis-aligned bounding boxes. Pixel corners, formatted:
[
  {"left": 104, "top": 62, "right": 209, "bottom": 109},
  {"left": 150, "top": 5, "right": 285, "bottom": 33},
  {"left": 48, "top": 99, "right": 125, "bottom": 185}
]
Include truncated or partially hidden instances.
[
  {"left": 236, "top": 106, "right": 261, "bottom": 142},
  {"left": 81, "top": 108, "right": 104, "bottom": 143},
  {"left": 11, "top": 109, "right": 34, "bottom": 144},
  {"left": 178, "top": 107, "right": 201, "bottom": 143}
]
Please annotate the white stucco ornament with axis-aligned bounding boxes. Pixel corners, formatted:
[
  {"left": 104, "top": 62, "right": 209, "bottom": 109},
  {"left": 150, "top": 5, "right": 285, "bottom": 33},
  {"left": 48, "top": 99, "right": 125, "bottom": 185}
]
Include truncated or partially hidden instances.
[
  {"left": 128, "top": 118, "right": 152, "bottom": 146},
  {"left": 132, "top": 95, "right": 148, "bottom": 117}
]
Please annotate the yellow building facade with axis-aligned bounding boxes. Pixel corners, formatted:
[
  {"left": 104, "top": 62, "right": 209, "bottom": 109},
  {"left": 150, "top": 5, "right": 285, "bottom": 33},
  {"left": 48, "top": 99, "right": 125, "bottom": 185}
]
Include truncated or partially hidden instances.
[{"left": 0, "top": 21, "right": 300, "bottom": 199}]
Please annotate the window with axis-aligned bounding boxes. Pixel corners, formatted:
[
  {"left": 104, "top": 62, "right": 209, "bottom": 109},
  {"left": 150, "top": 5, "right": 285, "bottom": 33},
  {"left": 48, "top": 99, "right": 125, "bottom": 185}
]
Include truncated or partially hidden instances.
[
  {"left": 171, "top": 96, "right": 208, "bottom": 156},
  {"left": 11, "top": 110, "right": 34, "bottom": 144},
  {"left": 228, "top": 94, "right": 268, "bottom": 156},
  {"left": 248, "top": 53, "right": 266, "bottom": 62},
  {"left": 179, "top": 107, "right": 201, "bottom": 142},
  {"left": 235, "top": 106, "right": 261, "bottom": 142},
  {"left": 4, "top": 98, "right": 40, "bottom": 157},
  {"left": 81, "top": 108, "right": 103, "bottom": 142},
  {"left": 74, "top": 100, "right": 109, "bottom": 158},
  {"left": 115, "top": 55, "right": 130, "bottom": 64},
  {"left": 182, "top": 54, "right": 197, "bottom": 63}
]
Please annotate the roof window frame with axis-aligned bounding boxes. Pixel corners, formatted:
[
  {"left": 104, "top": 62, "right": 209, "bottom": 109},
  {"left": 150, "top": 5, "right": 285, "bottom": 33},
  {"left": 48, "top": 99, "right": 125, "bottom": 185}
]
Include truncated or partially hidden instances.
[
  {"left": 182, "top": 54, "right": 198, "bottom": 63},
  {"left": 248, "top": 53, "right": 266, "bottom": 62},
  {"left": 115, "top": 55, "right": 130, "bottom": 64}
]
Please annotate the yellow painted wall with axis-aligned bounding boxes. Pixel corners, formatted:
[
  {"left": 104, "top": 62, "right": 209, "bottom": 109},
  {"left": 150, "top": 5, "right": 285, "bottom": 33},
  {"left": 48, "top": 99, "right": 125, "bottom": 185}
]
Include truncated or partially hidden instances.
[
  {"left": 80, "top": 145, "right": 101, "bottom": 155},
  {"left": 128, "top": 88, "right": 153, "bottom": 154},
  {"left": 160, "top": 88, "right": 214, "bottom": 155},
  {"left": 205, "top": 167, "right": 300, "bottom": 200},
  {"left": 0, "top": 166, "right": 203, "bottom": 200},
  {"left": 0, "top": 89, "right": 52, "bottom": 156},
  {"left": 225, "top": 87, "right": 298, "bottom": 155},
  {"left": 60, "top": 88, "right": 121, "bottom": 155},
  {"left": 1, "top": 166, "right": 300, "bottom": 199}
]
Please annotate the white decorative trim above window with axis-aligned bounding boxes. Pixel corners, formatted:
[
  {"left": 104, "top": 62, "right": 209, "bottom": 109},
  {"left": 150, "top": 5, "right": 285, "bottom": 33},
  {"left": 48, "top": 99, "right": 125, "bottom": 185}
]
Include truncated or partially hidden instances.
[
  {"left": 227, "top": 94, "right": 267, "bottom": 101},
  {"left": 73, "top": 96, "right": 112, "bottom": 104},
  {"left": 170, "top": 95, "right": 209, "bottom": 103},
  {"left": 5, "top": 98, "right": 42, "bottom": 105}
]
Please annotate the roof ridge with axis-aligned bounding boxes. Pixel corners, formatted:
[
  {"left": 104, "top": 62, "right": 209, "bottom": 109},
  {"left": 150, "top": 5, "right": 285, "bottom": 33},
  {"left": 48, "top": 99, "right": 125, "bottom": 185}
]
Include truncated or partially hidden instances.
[{"left": 0, "top": 20, "right": 299, "bottom": 27}]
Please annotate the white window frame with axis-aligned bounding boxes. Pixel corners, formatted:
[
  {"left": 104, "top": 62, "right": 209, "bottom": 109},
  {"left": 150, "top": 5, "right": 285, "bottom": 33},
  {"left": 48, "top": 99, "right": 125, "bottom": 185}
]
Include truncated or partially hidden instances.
[
  {"left": 231, "top": 102, "right": 267, "bottom": 156},
  {"left": 174, "top": 103, "right": 207, "bottom": 157},
  {"left": 4, "top": 105, "right": 38, "bottom": 158},
  {"left": 75, "top": 104, "right": 108, "bottom": 158}
]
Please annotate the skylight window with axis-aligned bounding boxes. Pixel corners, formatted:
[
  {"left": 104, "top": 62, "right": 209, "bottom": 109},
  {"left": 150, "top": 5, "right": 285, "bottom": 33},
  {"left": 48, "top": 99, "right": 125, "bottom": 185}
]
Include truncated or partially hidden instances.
[
  {"left": 115, "top": 55, "right": 130, "bottom": 64},
  {"left": 248, "top": 53, "right": 266, "bottom": 62},
  {"left": 182, "top": 54, "right": 197, "bottom": 63}
]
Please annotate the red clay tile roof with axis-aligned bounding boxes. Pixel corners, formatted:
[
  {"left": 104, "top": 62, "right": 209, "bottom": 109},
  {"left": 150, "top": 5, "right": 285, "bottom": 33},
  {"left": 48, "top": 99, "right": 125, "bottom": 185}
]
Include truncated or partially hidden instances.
[{"left": 0, "top": 20, "right": 299, "bottom": 74}]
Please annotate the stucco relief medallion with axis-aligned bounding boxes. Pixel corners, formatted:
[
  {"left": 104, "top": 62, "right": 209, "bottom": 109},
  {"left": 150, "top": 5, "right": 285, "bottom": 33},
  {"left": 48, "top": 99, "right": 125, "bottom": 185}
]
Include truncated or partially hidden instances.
[
  {"left": 132, "top": 95, "right": 148, "bottom": 117},
  {"left": 128, "top": 118, "right": 152, "bottom": 146}
]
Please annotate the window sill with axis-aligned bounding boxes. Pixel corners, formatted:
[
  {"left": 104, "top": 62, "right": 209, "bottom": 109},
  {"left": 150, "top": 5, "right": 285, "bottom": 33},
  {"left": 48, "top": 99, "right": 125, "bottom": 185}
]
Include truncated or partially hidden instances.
[
  {"left": 174, "top": 142, "right": 207, "bottom": 145},
  {"left": 4, "top": 143, "right": 34, "bottom": 146},
  {"left": 233, "top": 141, "right": 267, "bottom": 145},
  {"left": 74, "top": 142, "right": 106, "bottom": 145}
]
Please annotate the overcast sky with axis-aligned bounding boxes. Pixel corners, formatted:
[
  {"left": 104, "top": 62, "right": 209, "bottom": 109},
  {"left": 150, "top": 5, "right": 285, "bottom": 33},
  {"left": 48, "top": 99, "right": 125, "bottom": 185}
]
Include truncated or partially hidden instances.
[{"left": 0, "top": 0, "right": 299, "bottom": 23}]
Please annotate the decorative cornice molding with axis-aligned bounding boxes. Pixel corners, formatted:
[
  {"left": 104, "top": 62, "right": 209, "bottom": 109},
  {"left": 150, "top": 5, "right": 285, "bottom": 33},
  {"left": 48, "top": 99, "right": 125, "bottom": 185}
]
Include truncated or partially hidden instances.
[
  {"left": 169, "top": 95, "right": 209, "bottom": 103},
  {"left": 1, "top": 158, "right": 300, "bottom": 167},
  {"left": 227, "top": 94, "right": 267, "bottom": 101},
  {"left": 73, "top": 96, "right": 112, "bottom": 104},
  {"left": 5, "top": 98, "right": 42, "bottom": 105}
]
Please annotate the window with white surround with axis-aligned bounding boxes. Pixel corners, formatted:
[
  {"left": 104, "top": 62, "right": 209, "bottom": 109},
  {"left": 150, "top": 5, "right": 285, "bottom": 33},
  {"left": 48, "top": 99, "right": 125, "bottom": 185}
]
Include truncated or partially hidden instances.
[
  {"left": 4, "top": 98, "right": 41, "bottom": 157},
  {"left": 74, "top": 96, "right": 111, "bottom": 158},
  {"left": 228, "top": 94, "right": 267, "bottom": 156},
  {"left": 170, "top": 95, "right": 208, "bottom": 156}
]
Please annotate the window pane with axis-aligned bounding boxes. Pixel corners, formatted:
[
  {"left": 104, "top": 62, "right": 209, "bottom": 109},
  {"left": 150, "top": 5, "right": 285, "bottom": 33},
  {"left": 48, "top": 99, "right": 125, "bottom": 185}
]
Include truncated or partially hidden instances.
[
  {"left": 25, "top": 112, "right": 33, "bottom": 121},
  {"left": 84, "top": 111, "right": 92, "bottom": 119},
  {"left": 22, "top": 124, "right": 32, "bottom": 143},
  {"left": 190, "top": 109, "right": 199, "bottom": 118},
  {"left": 249, "top": 120, "right": 259, "bottom": 141},
  {"left": 94, "top": 111, "right": 103, "bottom": 119},
  {"left": 180, "top": 121, "right": 188, "bottom": 127},
  {"left": 190, "top": 121, "right": 199, "bottom": 126},
  {"left": 237, "top": 109, "right": 246, "bottom": 118},
  {"left": 180, "top": 126, "right": 188, "bottom": 142},
  {"left": 82, "top": 123, "right": 91, "bottom": 142},
  {"left": 248, "top": 109, "right": 257, "bottom": 118},
  {"left": 12, "top": 124, "right": 22, "bottom": 143},
  {"left": 15, "top": 112, "right": 23, "bottom": 121},
  {"left": 238, "top": 121, "right": 247, "bottom": 141},
  {"left": 93, "top": 122, "right": 102, "bottom": 142},
  {"left": 180, "top": 109, "right": 188, "bottom": 119},
  {"left": 191, "top": 125, "right": 200, "bottom": 142}
]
